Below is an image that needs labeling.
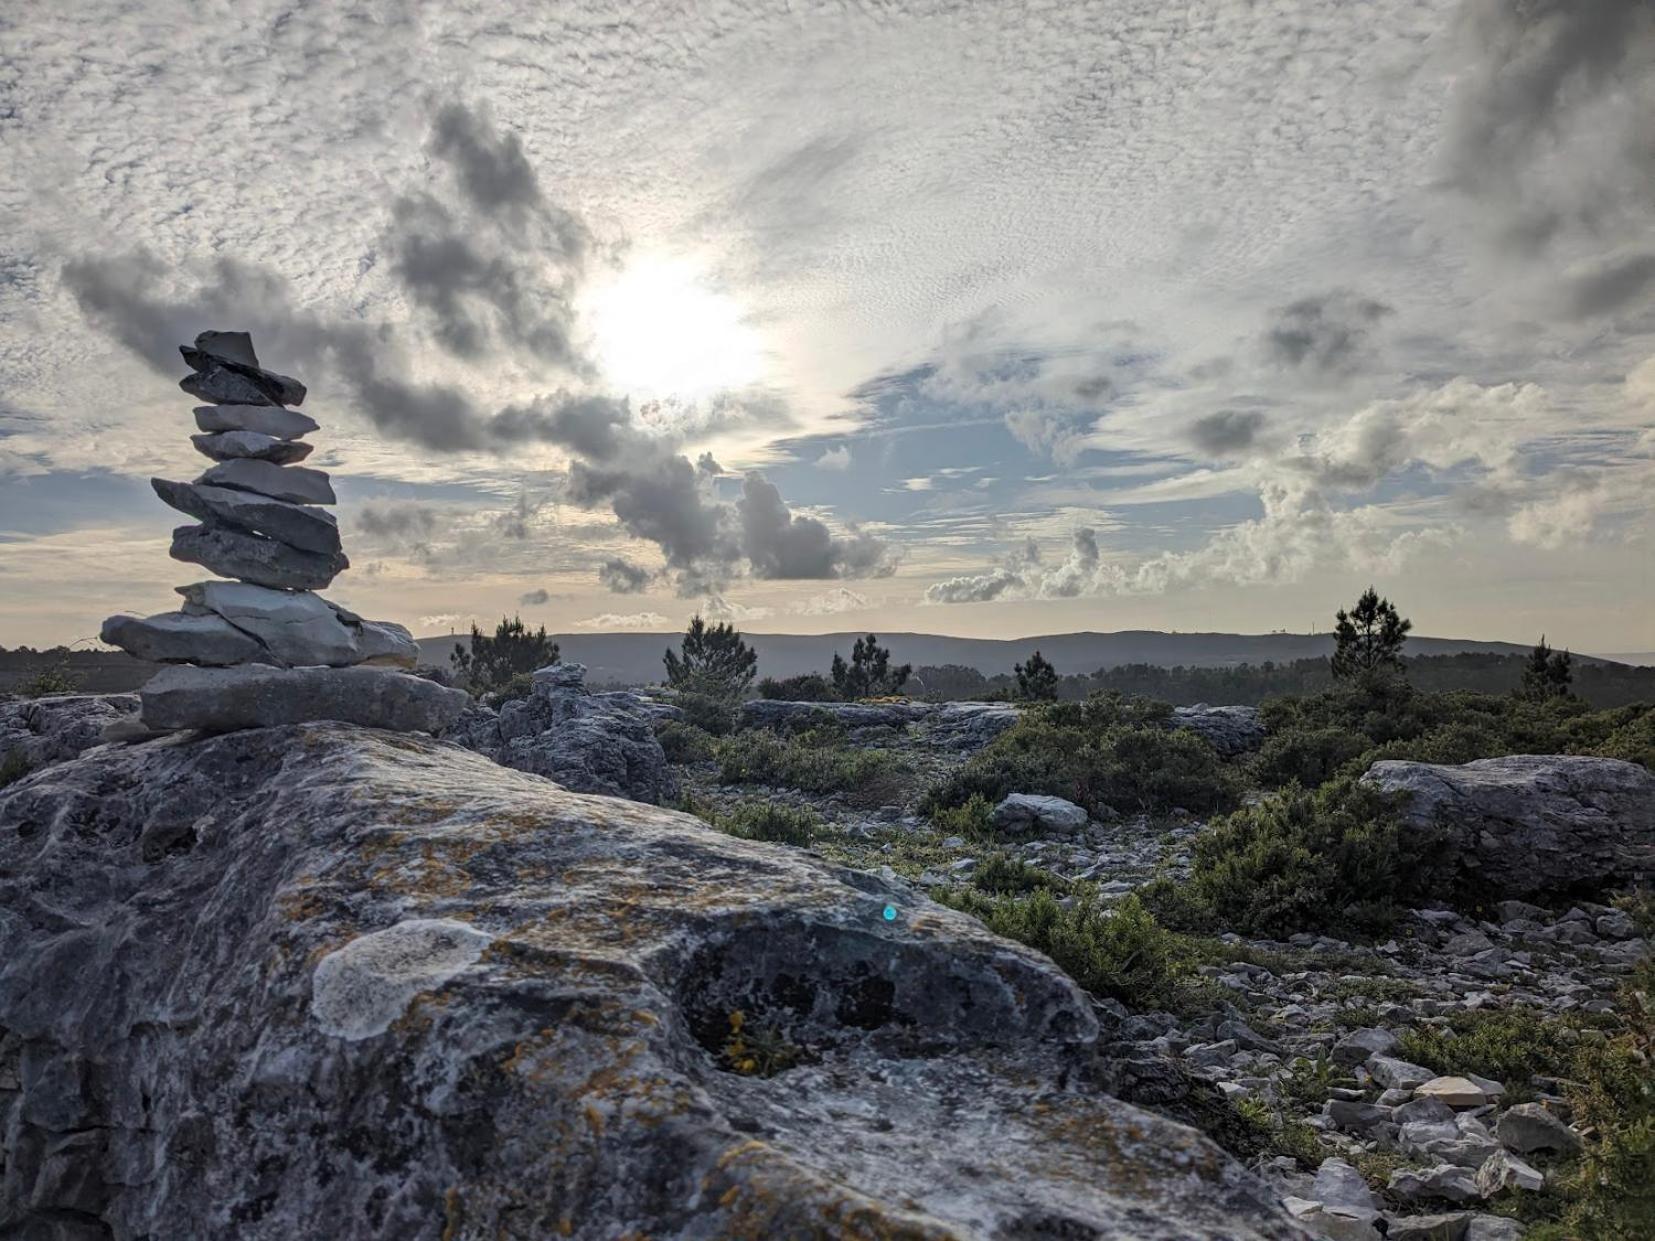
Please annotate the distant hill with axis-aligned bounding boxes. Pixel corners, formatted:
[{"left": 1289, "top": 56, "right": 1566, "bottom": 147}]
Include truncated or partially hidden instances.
[{"left": 416, "top": 629, "right": 1562, "bottom": 688}]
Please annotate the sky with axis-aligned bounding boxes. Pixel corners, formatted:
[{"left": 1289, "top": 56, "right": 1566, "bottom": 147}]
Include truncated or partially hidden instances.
[{"left": 1, "top": 0, "right": 1653, "bottom": 655}]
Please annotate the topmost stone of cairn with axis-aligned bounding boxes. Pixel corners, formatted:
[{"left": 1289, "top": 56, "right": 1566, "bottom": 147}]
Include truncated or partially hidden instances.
[{"left": 99, "top": 330, "right": 467, "bottom": 735}]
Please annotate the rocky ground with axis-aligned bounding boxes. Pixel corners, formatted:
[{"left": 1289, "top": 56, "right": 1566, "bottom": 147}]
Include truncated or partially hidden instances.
[{"left": 2, "top": 684, "right": 1647, "bottom": 1240}]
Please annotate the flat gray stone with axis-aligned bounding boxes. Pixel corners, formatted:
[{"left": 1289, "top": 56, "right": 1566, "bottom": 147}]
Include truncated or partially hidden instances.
[
  {"left": 170, "top": 522, "right": 348, "bottom": 591},
  {"left": 1368, "top": 1055, "right": 1436, "bottom": 1091},
  {"left": 191, "top": 430, "right": 314, "bottom": 465},
  {"left": 180, "top": 329, "right": 258, "bottom": 369},
  {"left": 179, "top": 361, "right": 306, "bottom": 407},
  {"left": 136, "top": 664, "right": 469, "bottom": 733},
  {"left": 1495, "top": 1102, "right": 1581, "bottom": 1154},
  {"left": 100, "top": 611, "right": 266, "bottom": 666},
  {"left": 193, "top": 404, "right": 319, "bottom": 440},
  {"left": 1388, "top": 1163, "right": 1481, "bottom": 1205},
  {"left": 153, "top": 478, "right": 340, "bottom": 555},
  {"left": 198, "top": 458, "right": 335, "bottom": 506},
  {"left": 1388, "top": 1214, "right": 1471, "bottom": 1241},
  {"left": 1332, "top": 1026, "right": 1398, "bottom": 1067},
  {"left": 354, "top": 620, "right": 419, "bottom": 669},
  {"left": 1475, "top": 1150, "right": 1543, "bottom": 1196},
  {"left": 177, "top": 581, "right": 360, "bottom": 667}
]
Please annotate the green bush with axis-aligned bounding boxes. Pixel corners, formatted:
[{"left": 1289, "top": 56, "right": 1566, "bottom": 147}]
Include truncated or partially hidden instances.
[
  {"left": 1397, "top": 1007, "right": 1584, "bottom": 1088},
  {"left": 924, "top": 694, "right": 1241, "bottom": 818},
  {"left": 657, "top": 721, "right": 717, "bottom": 764},
  {"left": 17, "top": 660, "right": 80, "bottom": 698},
  {"left": 1253, "top": 725, "right": 1370, "bottom": 789},
  {"left": 674, "top": 690, "right": 740, "bottom": 736},
  {"left": 929, "top": 793, "right": 995, "bottom": 841},
  {"left": 968, "top": 853, "right": 1069, "bottom": 896},
  {"left": 757, "top": 673, "right": 838, "bottom": 701},
  {"left": 937, "top": 888, "right": 1201, "bottom": 1013},
  {"left": 715, "top": 729, "right": 903, "bottom": 796},
  {"left": 1152, "top": 778, "right": 1446, "bottom": 937},
  {"left": 718, "top": 800, "right": 823, "bottom": 847}
]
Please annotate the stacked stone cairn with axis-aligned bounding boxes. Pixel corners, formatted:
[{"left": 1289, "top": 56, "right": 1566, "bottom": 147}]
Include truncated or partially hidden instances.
[{"left": 100, "top": 331, "right": 468, "bottom": 734}]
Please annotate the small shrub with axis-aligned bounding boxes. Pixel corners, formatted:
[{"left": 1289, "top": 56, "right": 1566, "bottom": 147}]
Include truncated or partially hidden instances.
[
  {"left": 715, "top": 730, "right": 902, "bottom": 796},
  {"left": 657, "top": 721, "right": 717, "bottom": 764},
  {"left": 718, "top": 800, "right": 823, "bottom": 847},
  {"left": 936, "top": 889, "right": 1201, "bottom": 1013},
  {"left": 1156, "top": 778, "right": 1446, "bottom": 937},
  {"left": 929, "top": 793, "right": 996, "bottom": 841},
  {"left": 1253, "top": 725, "right": 1369, "bottom": 789},
  {"left": 757, "top": 673, "right": 838, "bottom": 701},
  {"left": 1232, "top": 1096, "right": 1327, "bottom": 1169},
  {"left": 968, "top": 853, "right": 1069, "bottom": 896},
  {"left": 674, "top": 690, "right": 739, "bottom": 736},
  {"left": 1398, "top": 1007, "right": 1607, "bottom": 1091},
  {"left": 722, "top": 1010, "right": 800, "bottom": 1077},
  {"left": 17, "top": 660, "right": 80, "bottom": 698}
]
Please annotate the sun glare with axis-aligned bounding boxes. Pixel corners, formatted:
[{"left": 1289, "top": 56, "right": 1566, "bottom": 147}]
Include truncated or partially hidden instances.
[{"left": 583, "top": 256, "right": 764, "bottom": 402}]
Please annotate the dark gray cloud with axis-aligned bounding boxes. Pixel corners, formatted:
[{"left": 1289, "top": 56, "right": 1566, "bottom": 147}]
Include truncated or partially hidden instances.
[
  {"left": 518, "top": 588, "right": 551, "bottom": 605},
  {"left": 1443, "top": 0, "right": 1655, "bottom": 252},
  {"left": 356, "top": 502, "right": 440, "bottom": 540},
  {"left": 1264, "top": 292, "right": 1393, "bottom": 375},
  {"left": 598, "top": 556, "right": 651, "bottom": 593},
  {"left": 738, "top": 474, "right": 895, "bottom": 580},
  {"left": 1189, "top": 409, "right": 1267, "bottom": 456},
  {"left": 1564, "top": 251, "right": 1655, "bottom": 319},
  {"left": 569, "top": 453, "right": 739, "bottom": 583},
  {"left": 387, "top": 104, "right": 589, "bottom": 368}
]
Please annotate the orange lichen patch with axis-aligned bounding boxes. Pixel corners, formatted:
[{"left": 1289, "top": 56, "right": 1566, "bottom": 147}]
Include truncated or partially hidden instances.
[
  {"left": 388, "top": 989, "right": 455, "bottom": 1037},
  {"left": 441, "top": 1187, "right": 463, "bottom": 1241}
]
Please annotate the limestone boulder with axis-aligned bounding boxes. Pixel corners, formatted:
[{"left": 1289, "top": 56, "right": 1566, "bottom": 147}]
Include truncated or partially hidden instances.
[
  {"left": 170, "top": 522, "right": 349, "bottom": 591},
  {"left": 924, "top": 700, "right": 1021, "bottom": 749},
  {"left": 993, "top": 793, "right": 1091, "bottom": 834},
  {"left": 0, "top": 693, "right": 138, "bottom": 774},
  {"left": 136, "top": 664, "right": 469, "bottom": 733},
  {"left": 154, "top": 478, "right": 340, "bottom": 555},
  {"left": 191, "top": 430, "right": 314, "bottom": 464},
  {"left": 454, "top": 663, "right": 679, "bottom": 804},
  {"left": 1172, "top": 704, "right": 1267, "bottom": 757},
  {"left": 176, "top": 581, "right": 360, "bottom": 666},
  {"left": 198, "top": 458, "right": 336, "bottom": 505},
  {"left": 1363, "top": 755, "right": 1655, "bottom": 897},
  {"left": 0, "top": 725, "right": 1297, "bottom": 1239}
]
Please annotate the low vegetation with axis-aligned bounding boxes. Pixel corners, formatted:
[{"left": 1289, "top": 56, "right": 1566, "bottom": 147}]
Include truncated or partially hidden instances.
[
  {"left": 923, "top": 693, "right": 1242, "bottom": 818},
  {"left": 715, "top": 727, "right": 906, "bottom": 798}
]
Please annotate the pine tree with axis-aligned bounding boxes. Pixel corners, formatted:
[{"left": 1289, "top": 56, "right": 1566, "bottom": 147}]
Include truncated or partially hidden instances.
[
  {"left": 1329, "top": 587, "right": 1411, "bottom": 680},
  {"left": 663, "top": 616, "right": 757, "bottom": 699},
  {"left": 452, "top": 615, "right": 558, "bottom": 692},
  {"left": 830, "top": 634, "right": 912, "bottom": 699},
  {"left": 1014, "top": 650, "right": 1059, "bottom": 701},
  {"left": 1519, "top": 635, "right": 1573, "bottom": 702}
]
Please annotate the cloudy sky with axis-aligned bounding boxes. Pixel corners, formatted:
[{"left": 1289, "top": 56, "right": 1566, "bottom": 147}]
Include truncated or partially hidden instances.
[{"left": 2, "top": 0, "right": 1652, "bottom": 653}]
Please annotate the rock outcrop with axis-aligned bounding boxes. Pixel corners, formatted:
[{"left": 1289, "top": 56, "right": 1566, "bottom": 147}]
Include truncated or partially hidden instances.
[
  {"left": 0, "top": 726, "right": 1296, "bottom": 1239},
  {"left": 1172, "top": 704, "right": 1266, "bottom": 757},
  {"left": 448, "top": 662, "right": 679, "bottom": 804},
  {"left": 98, "top": 330, "right": 465, "bottom": 735},
  {"left": 1364, "top": 754, "right": 1655, "bottom": 897},
  {"left": 0, "top": 693, "right": 138, "bottom": 774}
]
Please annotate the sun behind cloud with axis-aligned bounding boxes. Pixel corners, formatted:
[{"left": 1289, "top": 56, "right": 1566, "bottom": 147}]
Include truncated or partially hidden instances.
[{"left": 581, "top": 255, "right": 765, "bottom": 402}]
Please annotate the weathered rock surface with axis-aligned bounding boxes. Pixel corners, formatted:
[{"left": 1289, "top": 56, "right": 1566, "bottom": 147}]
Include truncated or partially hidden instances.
[
  {"left": 199, "top": 458, "right": 336, "bottom": 505},
  {"left": 993, "top": 792, "right": 1091, "bottom": 835},
  {"left": 1172, "top": 704, "right": 1266, "bottom": 757},
  {"left": 0, "top": 693, "right": 138, "bottom": 772},
  {"left": 1364, "top": 754, "right": 1655, "bottom": 897},
  {"left": 451, "top": 663, "right": 679, "bottom": 804},
  {"left": 176, "top": 581, "right": 362, "bottom": 667},
  {"left": 191, "top": 430, "right": 314, "bottom": 464},
  {"left": 0, "top": 727, "right": 1296, "bottom": 1239},
  {"left": 153, "top": 478, "right": 341, "bottom": 554},
  {"left": 924, "top": 700, "right": 1021, "bottom": 749},
  {"left": 170, "top": 522, "right": 349, "bottom": 591},
  {"left": 100, "top": 610, "right": 268, "bottom": 666},
  {"left": 192, "top": 403, "right": 320, "bottom": 440},
  {"left": 179, "top": 359, "right": 307, "bottom": 407},
  {"left": 136, "top": 664, "right": 469, "bottom": 733},
  {"left": 1495, "top": 1102, "right": 1581, "bottom": 1154}
]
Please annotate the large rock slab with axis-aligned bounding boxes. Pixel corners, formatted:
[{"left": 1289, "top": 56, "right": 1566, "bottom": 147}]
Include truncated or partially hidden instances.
[
  {"left": 136, "top": 664, "right": 468, "bottom": 732},
  {"left": 452, "top": 663, "right": 679, "bottom": 804},
  {"left": 0, "top": 726, "right": 1296, "bottom": 1239},
  {"left": 1363, "top": 755, "right": 1655, "bottom": 897},
  {"left": 154, "top": 477, "right": 341, "bottom": 554},
  {"left": 198, "top": 458, "right": 336, "bottom": 505},
  {"left": 0, "top": 693, "right": 138, "bottom": 774},
  {"left": 924, "top": 700, "right": 1021, "bottom": 749},
  {"left": 100, "top": 610, "right": 268, "bottom": 666},
  {"left": 1173, "top": 704, "right": 1266, "bottom": 757},
  {"left": 177, "top": 581, "right": 360, "bottom": 666},
  {"left": 191, "top": 430, "right": 314, "bottom": 464},
  {"left": 994, "top": 792, "right": 1091, "bottom": 834},
  {"left": 170, "top": 522, "right": 349, "bottom": 591},
  {"left": 192, "top": 403, "right": 320, "bottom": 440}
]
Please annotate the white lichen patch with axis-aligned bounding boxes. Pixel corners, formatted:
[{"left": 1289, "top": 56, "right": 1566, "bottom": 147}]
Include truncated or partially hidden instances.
[{"left": 311, "top": 918, "right": 492, "bottom": 1040}]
